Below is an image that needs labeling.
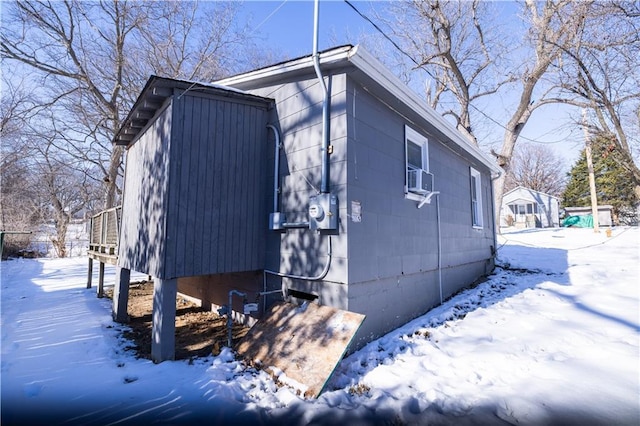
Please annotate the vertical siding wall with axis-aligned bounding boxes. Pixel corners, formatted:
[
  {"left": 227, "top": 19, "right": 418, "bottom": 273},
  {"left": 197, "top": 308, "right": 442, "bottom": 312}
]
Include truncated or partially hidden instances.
[
  {"left": 118, "top": 102, "right": 172, "bottom": 277},
  {"left": 164, "top": 93, "right": 270, "bottom": 279},
  {"left": 118, "top": 91, "right": 271, "bottom": 279},
  {"left": 243, "top": 74, "right": 350, "bottom": 295}
]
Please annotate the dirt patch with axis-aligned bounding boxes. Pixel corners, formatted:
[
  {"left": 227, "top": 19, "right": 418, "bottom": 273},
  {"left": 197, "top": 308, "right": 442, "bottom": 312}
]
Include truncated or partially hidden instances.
[{"left": 106, "top": 281, "right": 249, "bottom": 360}]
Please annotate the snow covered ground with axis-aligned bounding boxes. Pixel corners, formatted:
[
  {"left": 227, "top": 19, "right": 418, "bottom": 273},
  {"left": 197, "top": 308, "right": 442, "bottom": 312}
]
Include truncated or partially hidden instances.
[{"left": 1, "top": 227, "right": 638, "bottom": 425}]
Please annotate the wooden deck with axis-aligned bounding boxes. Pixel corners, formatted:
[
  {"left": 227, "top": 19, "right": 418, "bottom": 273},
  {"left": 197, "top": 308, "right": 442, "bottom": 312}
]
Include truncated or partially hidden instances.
[
  {"left": 86, "top": 206, "right": 121, "bottom": 296},
  {"left": 87, "top": 206, "right": 121, "bottom": 265}
]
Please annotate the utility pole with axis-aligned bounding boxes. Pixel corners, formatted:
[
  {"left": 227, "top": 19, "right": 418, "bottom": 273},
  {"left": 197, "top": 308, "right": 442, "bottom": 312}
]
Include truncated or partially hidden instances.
[{"left": 582, "top": 109, "right": 600, "bottom": 233}]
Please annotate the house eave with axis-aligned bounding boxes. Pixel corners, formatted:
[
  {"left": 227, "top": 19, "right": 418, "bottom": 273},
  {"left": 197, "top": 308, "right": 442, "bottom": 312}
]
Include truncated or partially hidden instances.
[
  {"left": 216, "top": 44, "right": 501, "bottom": 175},
  {"left": 113, "top": 76, "right": 273, "bottom": 147},
  {"left": 346, "top": 46, "right": 501, "bottom": 175},
  {"left": 504, "top": 186, "right": 560, "bottom": 199}
]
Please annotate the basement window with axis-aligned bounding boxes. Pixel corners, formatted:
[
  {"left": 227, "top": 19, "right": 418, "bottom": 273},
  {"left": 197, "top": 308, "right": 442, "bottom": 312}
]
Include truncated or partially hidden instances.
[{"left": 470, "top": 167, "right": 483, "bottom": 228}]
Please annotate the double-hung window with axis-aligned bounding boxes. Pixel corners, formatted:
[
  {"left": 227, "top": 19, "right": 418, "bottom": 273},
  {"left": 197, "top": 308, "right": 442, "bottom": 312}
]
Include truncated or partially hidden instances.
[
  {"left": 405, "top": 126, "right": 431, "bottom": 198},
  {"left": 470, "top": 167, "right": 483, "bottom": 228}
]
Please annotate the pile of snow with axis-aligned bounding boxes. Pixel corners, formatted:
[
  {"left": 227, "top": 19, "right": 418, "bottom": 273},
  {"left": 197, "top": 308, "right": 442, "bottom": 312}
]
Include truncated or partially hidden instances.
[{"left": 1, "top": 227, "right": 638, "bottom": 425}]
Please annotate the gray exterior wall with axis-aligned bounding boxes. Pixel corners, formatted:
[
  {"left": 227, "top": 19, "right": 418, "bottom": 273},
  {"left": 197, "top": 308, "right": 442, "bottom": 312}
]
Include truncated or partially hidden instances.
[
  {"left": 118, "top": 102, "right": 172, "bottom": 277},
  {"left": 242, "top": 73, "right": 350, "bottom": 293},
  {"left": 118, "top": 91, "right": 271, "bottom": 279},
  {"left": 230, "top": 70, "right": 496, "bottom": 348},
  {"left": 343, "top": 77, "right": 496, "bottom": 346},
  {"left": 119, "top": 56, "right": 499, "bottom": 350}
]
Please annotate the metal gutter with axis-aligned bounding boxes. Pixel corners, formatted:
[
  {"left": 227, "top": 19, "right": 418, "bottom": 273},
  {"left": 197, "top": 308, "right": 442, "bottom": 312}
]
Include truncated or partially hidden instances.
[
  {"left": 217, "top": 45, "right": 500, "bottom": 175},
  {"left": 345, "top": 46, "right": 501, "bottom": 175}
]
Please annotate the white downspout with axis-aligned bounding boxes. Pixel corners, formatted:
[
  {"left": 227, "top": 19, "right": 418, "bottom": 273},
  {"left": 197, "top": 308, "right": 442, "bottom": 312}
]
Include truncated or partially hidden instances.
[
  {"left": 267, "top": 124, "right": 281, "bottom": 213},
  {"left": 436, "top": 193, "right": 443, "bottom": 304}
]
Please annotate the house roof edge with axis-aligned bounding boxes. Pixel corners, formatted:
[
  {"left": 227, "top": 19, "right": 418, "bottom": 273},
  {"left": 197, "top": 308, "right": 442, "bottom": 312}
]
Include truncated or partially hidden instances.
[
  {"left": 217, "top": 45, "right": 500, "bottom": 174},
  {"left": 504, "top": 186, "right": 560, "bottom": 199},
  {"left": 346, "top": 46, "right": 501, "bottom": 174}
]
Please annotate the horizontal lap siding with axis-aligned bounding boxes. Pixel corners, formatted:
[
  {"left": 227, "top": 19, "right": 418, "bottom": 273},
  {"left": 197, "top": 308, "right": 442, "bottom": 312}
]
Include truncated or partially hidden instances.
[
  {"left": 117, "top": 103, "right": 172, "bottom": 276},
  {"left": 164, "top": 94, "right": 269, "bottom": 279},
  {"left": 243, "top": 74, "right": 349, "bottom": 284},
  {"left": 345, "top": 77, "right": 495, "bottom": 285},
  {"left": 344, "top": 77, "right": 496, "bottom": 349}
]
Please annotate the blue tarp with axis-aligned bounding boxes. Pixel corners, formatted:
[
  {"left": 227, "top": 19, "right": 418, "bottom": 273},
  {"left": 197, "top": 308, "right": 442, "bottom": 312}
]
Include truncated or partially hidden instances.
[{"left": 562, "top": 214, "right": 594, "bottom": 228}]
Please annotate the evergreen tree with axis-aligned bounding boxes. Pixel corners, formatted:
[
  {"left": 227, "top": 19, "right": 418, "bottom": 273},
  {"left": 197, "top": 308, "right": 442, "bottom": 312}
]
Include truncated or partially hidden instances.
[{"left": 563, "top": 133, "right": 639, "bottom": 223}]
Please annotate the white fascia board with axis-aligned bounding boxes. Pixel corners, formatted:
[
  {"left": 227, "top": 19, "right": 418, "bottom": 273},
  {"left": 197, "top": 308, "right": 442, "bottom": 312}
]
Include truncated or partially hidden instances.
[
  {"left": 346, "top": 46, "right": 501, "bottom": 175},
  {"left": 217, "top": 44, "right": 500, "bottom": 175},
  {"left": 507, "top": 186, "right": 559, "bottom": 199},
  {"left": 215, "top": 46, "right": 353, "bottom": 87}
]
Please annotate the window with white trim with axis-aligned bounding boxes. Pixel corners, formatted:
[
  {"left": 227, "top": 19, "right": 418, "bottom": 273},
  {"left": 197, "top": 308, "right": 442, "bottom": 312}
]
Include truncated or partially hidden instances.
[
  {"left": 470, "top": 167, "right": 483, "bottom": 228},
  {"left": 405, "top": 126, "right": 431, "bottom": 197}
]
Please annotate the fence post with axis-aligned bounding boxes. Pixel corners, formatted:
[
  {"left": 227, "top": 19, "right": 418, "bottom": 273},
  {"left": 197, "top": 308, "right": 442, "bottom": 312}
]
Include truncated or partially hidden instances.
[
  {"left": 87, "top": 258, "right": 93, "bottom": 289},
  {"left": 98, "top": 262, "right": 105, "bottom": 298}
]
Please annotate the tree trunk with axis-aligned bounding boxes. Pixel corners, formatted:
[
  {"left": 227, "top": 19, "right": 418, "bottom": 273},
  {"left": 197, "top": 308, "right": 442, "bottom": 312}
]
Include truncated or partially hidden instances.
[
  {"left": 51, "top": 204, "right": 69, "bottom": 258},
  {"left": 104, "top": 145, "right": 124, "bottom": 209}
]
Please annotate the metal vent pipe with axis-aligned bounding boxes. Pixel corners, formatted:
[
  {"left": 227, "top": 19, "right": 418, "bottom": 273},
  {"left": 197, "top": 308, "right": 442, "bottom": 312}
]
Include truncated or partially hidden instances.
[
  {"left": 267, "top": 124, "right": 281, "bottom": 212},
  {"left": 312, "top": 0, "right": 330, "bottom": 194}
]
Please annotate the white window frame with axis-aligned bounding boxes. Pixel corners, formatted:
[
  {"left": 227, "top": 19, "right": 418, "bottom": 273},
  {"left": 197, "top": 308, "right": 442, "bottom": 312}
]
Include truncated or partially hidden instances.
[
  {"left": 470, "top": 167, "right": 483, "bottom": 228},
  {"left": 404, "top": 126, "right": 429, "bottom": 201}
]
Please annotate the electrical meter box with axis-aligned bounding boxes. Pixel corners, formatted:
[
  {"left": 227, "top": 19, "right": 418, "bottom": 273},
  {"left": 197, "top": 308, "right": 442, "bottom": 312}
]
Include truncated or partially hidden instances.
[{"left": 308, "top": 194, "right": 338, "bottom": 231}]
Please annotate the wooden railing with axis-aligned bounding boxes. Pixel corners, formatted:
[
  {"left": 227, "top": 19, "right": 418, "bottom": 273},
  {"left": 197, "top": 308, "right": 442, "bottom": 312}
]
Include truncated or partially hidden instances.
[{"left": 89, "top": 206, "right": 121, "bottom": 258}]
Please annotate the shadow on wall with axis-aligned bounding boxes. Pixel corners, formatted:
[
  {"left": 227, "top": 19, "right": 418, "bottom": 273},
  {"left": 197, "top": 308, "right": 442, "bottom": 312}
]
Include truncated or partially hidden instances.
[
  {"left": 120, "top": 104, "right": 172, "bottom": 278},
  {"left": 264, "top": 76, "right": 346, "bottom": 311}
]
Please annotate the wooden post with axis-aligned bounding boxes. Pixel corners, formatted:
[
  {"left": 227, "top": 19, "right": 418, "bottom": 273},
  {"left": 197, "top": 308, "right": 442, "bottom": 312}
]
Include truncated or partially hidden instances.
[
  {"left": 112, "top": 267, "right": 131, "bottom": 323},
  {"left": 583, "top": 109, "right": 600, "bottom": 233},
  {"left": 151, "top": 277, "right": 177, "bottom": 363},
  {"left": 87, "top": 258, "right": 93, "bottom": 289},
  {"left": 97, "top": 262, "right": 105, "bottom": 298},
  {"left": 585, "top": 141, "right": 600, "bottom": 233}
]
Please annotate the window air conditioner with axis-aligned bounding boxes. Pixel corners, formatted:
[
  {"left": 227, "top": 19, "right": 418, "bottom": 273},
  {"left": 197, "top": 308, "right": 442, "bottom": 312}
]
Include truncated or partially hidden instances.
[{"left": 408, "top": 169, "right": 434, "bottom": 194}]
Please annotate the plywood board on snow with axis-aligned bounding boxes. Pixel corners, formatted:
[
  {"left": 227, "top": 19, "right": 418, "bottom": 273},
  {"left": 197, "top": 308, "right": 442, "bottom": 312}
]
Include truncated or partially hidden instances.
[{"left": 236, "top": 301, "right": 365, "bottom": 398}]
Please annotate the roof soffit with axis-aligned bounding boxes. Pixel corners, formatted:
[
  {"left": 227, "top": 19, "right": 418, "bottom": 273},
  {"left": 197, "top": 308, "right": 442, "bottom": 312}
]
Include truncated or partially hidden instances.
[{"left": 114, "top": 76, "right": 273, "bottom": 147}]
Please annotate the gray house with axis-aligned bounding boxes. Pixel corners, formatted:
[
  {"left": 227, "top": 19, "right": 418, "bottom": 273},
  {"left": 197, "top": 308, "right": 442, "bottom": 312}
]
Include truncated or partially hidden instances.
[
  {"left": 500, "top": 186, "right": 560, "bottom": 228},
  {"left": 111, "top": 45, "right": 501, "bottom": 362}
]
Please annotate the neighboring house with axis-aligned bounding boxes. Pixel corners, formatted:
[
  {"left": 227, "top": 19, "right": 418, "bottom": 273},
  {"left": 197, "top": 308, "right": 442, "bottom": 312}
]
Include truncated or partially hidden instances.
[
  {"left": 108, "top": 45, "right": 502, "bottom": 362},
  {"left": 500, "top": 186, "right": 560, "bottom": 228}
]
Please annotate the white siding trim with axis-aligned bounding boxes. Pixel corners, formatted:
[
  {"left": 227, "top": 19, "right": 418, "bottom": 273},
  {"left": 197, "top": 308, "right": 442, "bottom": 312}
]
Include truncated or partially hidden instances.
[{"left": 470, "top": 167, "right": 483, "bottom": 228}]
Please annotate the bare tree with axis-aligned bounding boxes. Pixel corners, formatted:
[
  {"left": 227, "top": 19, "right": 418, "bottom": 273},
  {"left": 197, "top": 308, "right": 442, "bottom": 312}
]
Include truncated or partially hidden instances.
[
  {"left": 1, "top": 0, "right": 267, "bottom": 210},
  {"left": 504, "top": 144, "right": 566, "bottom": 197},
  {"left": 381, "top": 0, "right": 510, "bottom": 145},
  {"left": 551, "top": 1, "right": 640, "bottom": 198},
  {"left": 375, "top": 0, "right": 585, "bottom": 227},
  {"left": 38, "top": 156, "right": 98, "bottom": 258},
  {"left": 1, "top": 73, "right": 43, "bottom": 255},
  {"left": 491, "top": 0, "right": 589, "bottom": 228}
]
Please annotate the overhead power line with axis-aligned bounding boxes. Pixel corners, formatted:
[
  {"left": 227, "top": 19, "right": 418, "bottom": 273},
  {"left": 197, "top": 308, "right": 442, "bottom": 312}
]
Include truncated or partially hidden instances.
[
  {"left": 344, "top": 0, "right": 436, "bottom": 80},
  {"left": 343, "top": 0, "right": 572, "bottom": 146},
  {"left": 252, "top": 0, "right": 288, "bottom": 35}
]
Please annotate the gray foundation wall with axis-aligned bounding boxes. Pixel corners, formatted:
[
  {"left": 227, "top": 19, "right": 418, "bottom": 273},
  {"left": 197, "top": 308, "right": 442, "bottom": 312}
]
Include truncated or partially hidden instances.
[{"left": 348, "top": 259, "right": 491, "bottom": 351}]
